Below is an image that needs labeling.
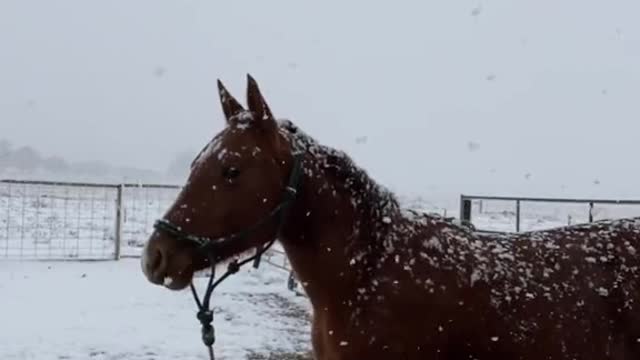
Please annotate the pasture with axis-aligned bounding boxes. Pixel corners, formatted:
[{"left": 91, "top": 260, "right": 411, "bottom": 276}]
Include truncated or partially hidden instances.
[{"left": 0, "top": 259, "right": 312, "bottom": 360}]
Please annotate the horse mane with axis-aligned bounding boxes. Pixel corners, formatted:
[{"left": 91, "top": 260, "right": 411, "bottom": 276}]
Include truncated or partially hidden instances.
[{"left": 277, "top": 119, "right": 401, "bottom": 227}]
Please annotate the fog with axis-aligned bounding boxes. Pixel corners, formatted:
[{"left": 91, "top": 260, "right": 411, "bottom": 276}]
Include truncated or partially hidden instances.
[{"left": 1, "top": 0, "right": 639, "bottom": 206}]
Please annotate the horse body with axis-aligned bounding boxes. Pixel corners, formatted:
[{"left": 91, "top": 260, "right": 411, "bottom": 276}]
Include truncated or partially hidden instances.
[
  {"left": 275, "top": 120, "right": 640, "bottom": 359},
  {"left": 141, "top": 76, "right": 640, "bottom": 360}
]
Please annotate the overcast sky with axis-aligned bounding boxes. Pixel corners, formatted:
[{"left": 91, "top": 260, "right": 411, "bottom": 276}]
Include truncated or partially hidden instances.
[{"left": 1, "top": 0, "right": 639, "bottom": 202}]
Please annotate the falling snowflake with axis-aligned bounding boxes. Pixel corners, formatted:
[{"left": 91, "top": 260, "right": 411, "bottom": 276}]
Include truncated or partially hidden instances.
[
  {"left": 471, "top": 5, "right": 483, "bottom": 17},
  {"left": 467, "top": 141, "right": 480, "bottom": 152},
  {"left": 154, "top": 67, "right": 166, "bottom": 78}
]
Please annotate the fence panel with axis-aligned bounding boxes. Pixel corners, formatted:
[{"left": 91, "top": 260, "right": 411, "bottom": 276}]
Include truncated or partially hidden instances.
[
  {"left": 119, "top": 184, "right": 181, "bottom": 257},
  {"left": 460, "top": 195, "right": 640, "bottom": 233},
  {"left": 0, "top": 180, "right": 119, "bottom": 260}
]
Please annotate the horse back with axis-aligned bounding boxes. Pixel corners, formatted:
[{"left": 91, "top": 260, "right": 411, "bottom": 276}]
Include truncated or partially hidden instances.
[{"left": 375, "top": 214, "right": 640, "bottom": 358}]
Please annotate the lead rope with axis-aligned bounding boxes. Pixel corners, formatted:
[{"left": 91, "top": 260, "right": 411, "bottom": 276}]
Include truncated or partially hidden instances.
[
  {"left": 189, "top": 243, "right": 273, "bottom": 360},
  {"left": 187, "top": 152, "right": 304, "bottom": 360}
]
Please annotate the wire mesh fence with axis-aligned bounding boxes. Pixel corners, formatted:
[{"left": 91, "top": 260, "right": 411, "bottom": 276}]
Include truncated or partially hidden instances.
[
  {"left": 0, "top": 180, "right": 119, "bottom": 260},
  {"left": 460, "top": 195, "right": 640, "bottom": 233},
  {"left": 0, "top": 180, "right": 182, "bottom": 260},
  {"left": 120, "top": 184, "right": 181, "bottom": 257}
]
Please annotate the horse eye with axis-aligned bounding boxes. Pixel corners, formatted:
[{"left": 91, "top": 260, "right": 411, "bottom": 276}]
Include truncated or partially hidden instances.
[{"left": 222, "top": 166, "right": 241, "bottom": 180}]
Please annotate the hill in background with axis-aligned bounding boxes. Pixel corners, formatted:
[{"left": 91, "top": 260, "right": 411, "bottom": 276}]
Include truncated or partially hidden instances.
[{"left": 0, "top": 138, "right": 192, "bottom": 185}]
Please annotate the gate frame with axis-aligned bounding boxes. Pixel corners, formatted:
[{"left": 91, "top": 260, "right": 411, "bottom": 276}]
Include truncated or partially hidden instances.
[{"left": 459, "top": 194, "right": 640, "bottom": 233}]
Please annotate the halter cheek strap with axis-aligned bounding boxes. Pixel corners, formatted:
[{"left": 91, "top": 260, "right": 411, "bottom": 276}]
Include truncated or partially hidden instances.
[{"left": 152, "top": 151, "right": 304, "bottom": 360}]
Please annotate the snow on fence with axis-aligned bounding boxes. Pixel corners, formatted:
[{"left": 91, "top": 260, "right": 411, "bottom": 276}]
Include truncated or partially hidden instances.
[
  {"left": 0, "top": 179, "right": 180, "bottom": 260},
  {"left": 460, "top": 194, "right": 640, "bottom": 233}
]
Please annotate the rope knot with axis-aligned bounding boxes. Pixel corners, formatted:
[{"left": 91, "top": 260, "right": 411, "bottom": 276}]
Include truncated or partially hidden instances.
[
  {"left": 197, "top": 309, "right": 214, "bottom": 325},
  {"left": 201, "top": 324, "right": 216, "bottom": 347},
  {"left": 196, "top": 310, "right": 216, "bottom": 347}
]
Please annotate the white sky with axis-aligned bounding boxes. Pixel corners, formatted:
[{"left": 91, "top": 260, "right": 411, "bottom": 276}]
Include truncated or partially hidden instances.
[{"left": 1, "top": 0, "right": 639, "bottom": 202}]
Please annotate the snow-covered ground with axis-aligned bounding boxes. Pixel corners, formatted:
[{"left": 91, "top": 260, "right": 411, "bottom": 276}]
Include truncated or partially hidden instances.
[{"left": 0, "top": 258, "right": 312, "bottom": 360}]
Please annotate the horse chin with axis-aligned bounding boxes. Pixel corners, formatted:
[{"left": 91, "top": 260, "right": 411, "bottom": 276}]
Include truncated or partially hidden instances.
[
  {"left": 161, "top": 255, "right": 197, "bottom": 291},
  {"left": 162, "top": 268, "right": 194, "bottom": 291},
  {"left": 161, "top": 245, "right": 213, "bottom": 291}
]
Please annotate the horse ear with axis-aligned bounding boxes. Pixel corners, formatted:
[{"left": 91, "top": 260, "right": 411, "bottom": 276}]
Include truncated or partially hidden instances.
[
  {"left": 217, "top": 79, "right": 245, "bottom": 122},
  {"left": 246, "top": 74, "right": 275, "bottom": 122}
]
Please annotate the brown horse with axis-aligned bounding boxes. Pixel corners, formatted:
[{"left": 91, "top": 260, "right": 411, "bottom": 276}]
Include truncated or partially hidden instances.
[{"left": 141, "top": 75, "right": 640, "bottom": 359}]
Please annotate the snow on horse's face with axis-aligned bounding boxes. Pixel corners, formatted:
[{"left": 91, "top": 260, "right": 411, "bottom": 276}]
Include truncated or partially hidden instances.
[{"left": 141, "top": 75, "right": 293, "bottom": 290}]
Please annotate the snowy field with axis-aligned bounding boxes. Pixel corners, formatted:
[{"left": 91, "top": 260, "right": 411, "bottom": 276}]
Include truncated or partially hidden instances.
[
  {"left": 3, "top": 180, "right": 640, "bottom": 359},
  {"left": 0, "top": 259, "right": 313, "bottom": 360}
]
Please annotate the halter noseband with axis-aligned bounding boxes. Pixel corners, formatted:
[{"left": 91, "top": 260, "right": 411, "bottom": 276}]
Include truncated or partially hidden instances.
[{"left": 152, "top": 150, "right": 304, "bottom": 360}]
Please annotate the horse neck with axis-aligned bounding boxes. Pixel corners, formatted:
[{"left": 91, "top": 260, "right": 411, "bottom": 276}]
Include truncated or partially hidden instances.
[{"left": 278, "top": 152, "right": 399, "bottom": 309}]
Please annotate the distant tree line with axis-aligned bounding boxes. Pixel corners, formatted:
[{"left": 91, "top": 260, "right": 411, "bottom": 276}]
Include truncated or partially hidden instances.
[
  {"left": 0, "top": 139, "right": 197, "bottom": 183},
  {"left": 0, "top": 139, "right": 70, "bottom": 174}
]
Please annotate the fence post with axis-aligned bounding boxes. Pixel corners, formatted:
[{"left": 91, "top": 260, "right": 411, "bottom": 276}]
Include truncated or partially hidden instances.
[
  {"left": 459, "top": 195, "right": 472, "bottom": 225},
  {"left": 114, "top": 184, "right": 124, "bottom": 260},
  {"left": 515, "top": 200, "right": 521, "bottom": 232}
]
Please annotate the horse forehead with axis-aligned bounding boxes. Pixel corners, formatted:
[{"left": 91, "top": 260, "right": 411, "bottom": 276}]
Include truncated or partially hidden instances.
[{"left": 193, "top": 130, "right": 259, "bottom": 168}]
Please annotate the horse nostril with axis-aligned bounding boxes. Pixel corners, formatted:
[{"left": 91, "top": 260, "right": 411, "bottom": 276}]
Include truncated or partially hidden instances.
[
  {"left": 149, "top": 247, "right": 163, "bottom": 273},
  {"left": 143, "top": 243, "right": 167, "bottom": 284},
  {"left": 142, "top": 236, "right": 173, "bottom": 286}
]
